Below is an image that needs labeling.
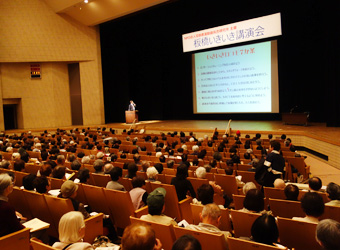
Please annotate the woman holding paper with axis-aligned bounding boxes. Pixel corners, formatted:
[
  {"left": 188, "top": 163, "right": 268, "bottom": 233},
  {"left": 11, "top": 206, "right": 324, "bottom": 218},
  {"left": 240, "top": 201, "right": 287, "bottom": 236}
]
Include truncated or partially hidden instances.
[
  {"left": 52, "top": 211, "right": 94, "bottom": 250},
  {"left": 0, "top": 173, "right": 25, "bottom": 237}
]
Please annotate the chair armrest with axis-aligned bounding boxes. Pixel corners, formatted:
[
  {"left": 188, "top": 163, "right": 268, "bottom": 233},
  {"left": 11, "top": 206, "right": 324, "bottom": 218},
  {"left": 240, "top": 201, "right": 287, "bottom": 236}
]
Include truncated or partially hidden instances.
[
  {"left": 134, "top": 205, "right": 149, "bottom": 218},
  {"left": 179, "top": 197, "right": 193, "bottom": 223}
]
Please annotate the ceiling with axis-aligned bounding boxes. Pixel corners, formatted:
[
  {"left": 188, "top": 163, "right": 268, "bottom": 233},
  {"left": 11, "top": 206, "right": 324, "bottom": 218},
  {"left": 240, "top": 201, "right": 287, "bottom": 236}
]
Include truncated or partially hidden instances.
[{"left": 42, "top": 0, "right": 170, "bottom": 26}]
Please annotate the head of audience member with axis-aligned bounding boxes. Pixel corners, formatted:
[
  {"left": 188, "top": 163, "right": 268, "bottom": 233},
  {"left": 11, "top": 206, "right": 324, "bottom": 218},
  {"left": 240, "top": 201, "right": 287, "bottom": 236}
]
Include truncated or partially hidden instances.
[
  {"left": 20, "top": 151, "right": 30, "bottom": 163},
  {"left": 121, "top": 222, "right": 161, "bottom": 250},
  {"left": 284, "top": 184, "right": 299, "bottom": 201},
  {"left": 0, "top": 173, "right": 13, "bottom": 197},
  {"left": 251, "top": 214, "right": 279, "bottom": 246},
  {"left": 224, "top": 166, "right": 234, "bottom": 175},
  {"left": 195, "top": 167, "right": 206, "bottom": 179},
  {"left": 93, "top": 159, "right": 104, "bottom": 173},
  {"left": 147, "top": 187, "right": 166, "bottom": 216},
  {"left": 172, "top": 234, "right": 202, "bottom": 250},
  {"left": 109, "top": 167, "right": 123, "bottom": 182},
  {"left": 104, "top": 163, "right": 114, "bottom": 174},
  {"left": 56, "top": 154, "right": 65, "bottom": 166},
  {"left": 0, "top": 160, "right": 10, "bottom": 169},
  {"left": 200, "top": 203, "right": 222, "bottom": 228},
  {"left": 301, "top": 192, "right": 325, "bottom": 218},
  {"left": 52, "top": 166, "right": 66, "bottom": 179},
  {"left": 197, "top": 184, "right": 214, "bottom": 205},
  {"left": 167, "top": 160, "right": 175, "bottom": 169},
  {"left": 58, "top": 211, "right": 86, "bottom": 244},
  {"left": 146, "top": 167, "right": 158, "bottom": 181},
  {"left": 71, "top": 160, "right": 82, "bottom": 171},
  {"left": 60, "top": 180, "right": 78, "bottom": 198},
  {"left": 153, "top": 163, "right": 163, "bottom": 174},
  {"left": 243, "top": 188, "right": 265, "bottom": 213},
  {"left": 176, "top": 164, "right": 189, "bottom": 180},
  {"left": 81, "top": 156, "right": 90, "bottom": 164},
  {"left": 96, "top": 151, "right": 104, "bottom": 160},
  {"left": 33, "top": 176, "right": 50, "bottom": 194},
  {"left": 273, "top": 178, "right": 285, "bottom": 189},
  {"left": 22, "top": 173, "right": 36, "bottom": 190},
  {"left": 316, "top": 219, "right": 340, "bottom": 250},
  {"left": 131, "top": 176, "right": 146, "bottom": 189},
  {"left": 270, "top": 140, "right": 281, "bottom": 152},
  {"left": 13, "top": 159, "right": 25, "bottom": 172},
  {"left": 309, "top": 177, "right": 322, "bottom": 191},
  {"left": 77, "top": 168, "right": 90, "bottom": 184},
  {"left": 242, "top": 182, "right": 257, "bottom": 195},
  {"left": 127, "top": 163, "right": 138, "bottom": 179},
  {"left": 326, "top": 182, "right": 340, "bottom": 201}
]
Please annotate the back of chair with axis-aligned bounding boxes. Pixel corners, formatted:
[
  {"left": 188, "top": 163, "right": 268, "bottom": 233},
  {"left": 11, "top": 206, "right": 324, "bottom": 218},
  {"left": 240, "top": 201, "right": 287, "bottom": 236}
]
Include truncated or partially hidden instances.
[
  {"left": 130, "top": 216, "right": 176, "bottom": 250},
  {"left": 84, "top": 213, "right": 104, "bottom": 244},
  {"left": 236, "top": 170, "right": 256, "bottom": 183},
  {"left": 263, "top": 187, "right": 286, "bottom": 204},
  {"left": 8, "top": 186, "right": 32, "bottom": 220},
  {"left": 277, "top": 217, "right": 321, "bottom": 250},
  {"left": 90, "top": 173, "right": 111, "bottom": 187},
  {"left": 173, "top": 226, "right": 228, "bottom": 250},
  {"left": 31, "top": 238, "right": 59, "bottom": 250},
  {"left": 187, "top": 177, "right": 209, "bottom": 194},
  {"left": 230, "top": 210, "right": 261, "bottom": 238},
  {"left": 321, "top": 204, "right": 340, "bottom": 222},
  {"left": 227, "top": 236, "right": 287, "bottom": 250},
  {"left": 82, "top": 184, "right": 112, "bottom": 219},
  {"left": 268, "top": 198, "right": 304, "bottom": 218},
  {"left": 214, "top": 174, "right": 239, "bottom": 198},
  {"left": 0, "top": 228, "right": 31, "bottom": 250},
  {"left": 232, "top": 194, "right": 245, "bottom": 210}
]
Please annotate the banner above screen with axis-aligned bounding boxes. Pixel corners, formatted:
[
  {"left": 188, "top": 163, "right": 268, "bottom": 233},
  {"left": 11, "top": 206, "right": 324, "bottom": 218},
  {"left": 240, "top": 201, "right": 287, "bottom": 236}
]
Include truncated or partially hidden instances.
[{"left": 182, "top": 13, "right": 282, "bottom": 53}]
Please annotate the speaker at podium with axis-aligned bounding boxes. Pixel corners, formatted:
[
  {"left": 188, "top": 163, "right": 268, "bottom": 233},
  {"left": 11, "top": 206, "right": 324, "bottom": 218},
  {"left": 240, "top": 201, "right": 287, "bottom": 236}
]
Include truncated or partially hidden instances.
[{"left": 125, "top": 110, "right": 138, "bottom": 124}]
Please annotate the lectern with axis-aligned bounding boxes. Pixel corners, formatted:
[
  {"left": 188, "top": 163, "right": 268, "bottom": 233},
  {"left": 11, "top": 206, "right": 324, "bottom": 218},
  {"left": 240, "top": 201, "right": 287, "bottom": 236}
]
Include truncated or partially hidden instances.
[{"left": 125, "top": 110, "right": 138, "bottom": 124}]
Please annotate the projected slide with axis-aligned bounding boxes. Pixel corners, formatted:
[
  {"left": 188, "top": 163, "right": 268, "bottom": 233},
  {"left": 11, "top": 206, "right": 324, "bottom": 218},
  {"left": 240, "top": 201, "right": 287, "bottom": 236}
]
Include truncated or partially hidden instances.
[{"left": 193, "top": 41, "right": 279, "bottom": 113}]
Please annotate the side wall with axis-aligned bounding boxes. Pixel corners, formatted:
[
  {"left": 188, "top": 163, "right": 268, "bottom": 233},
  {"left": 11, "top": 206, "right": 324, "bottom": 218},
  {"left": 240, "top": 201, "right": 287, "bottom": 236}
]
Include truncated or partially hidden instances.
[{"left": 0, "top": 0, "right": 104, "bottom": 130}]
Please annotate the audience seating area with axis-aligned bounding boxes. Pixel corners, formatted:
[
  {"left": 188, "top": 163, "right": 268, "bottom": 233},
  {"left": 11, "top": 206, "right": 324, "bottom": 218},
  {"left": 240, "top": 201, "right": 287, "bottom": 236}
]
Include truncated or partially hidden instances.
[{"left": 0, "top": 128, "right": 332, "bottom": 250}]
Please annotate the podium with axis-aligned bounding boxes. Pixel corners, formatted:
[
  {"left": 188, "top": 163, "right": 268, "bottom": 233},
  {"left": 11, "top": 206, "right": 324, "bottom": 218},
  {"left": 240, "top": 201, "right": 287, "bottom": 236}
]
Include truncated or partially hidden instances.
[
  {"left": 282, "top": 113, "right": 309, "bottom": 126},
  {"left": 125, "top": 110, "right": 138, "bottom": 124}
]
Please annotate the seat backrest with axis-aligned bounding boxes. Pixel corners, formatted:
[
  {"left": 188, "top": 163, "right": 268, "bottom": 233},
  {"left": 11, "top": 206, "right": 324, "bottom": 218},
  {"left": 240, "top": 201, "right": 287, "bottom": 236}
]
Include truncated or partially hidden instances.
[
  {"left": 230, "top": 210, "right": 261, "bottom": 238},
  {"left": 0, "top": 228, "right": 31, "bottom": 250},
  {"left": 263, "top": 187, "right": 286, "bottom": 201},
  {"left": 227, "top": 236, "right": 287, "bottom": 250},
  {"left": 120, "top": 177, "right": 133, "bottom": 191},
  {"left": 173, "top": 226, "right": 228, "bottom": 250},
  {"left": 31, "top": 238, "right": 59, "bottom": 250},
  {"left": 236, "top": 170, "right": 256, "bottom": 183},
  {"left": 277, "top": 217, "right": 321, "bottom": 250},
  {"left": 14, "top": 170, "right": 29, "bottom": 187},
  {"left": 130, "top": 216, "right": 176, "bottom": 250},
  {"left": 232, "top": 194, "right": 245, "bottom": 210},
  {"left": 24, "top": 163, "right": 40, "bottom": 175},
  {"left": 104, "top": 188, "right": 135, "bottom": 229},
  {"left": 321, "top": 204, "right": 340, "bottom": 222},
  {"left": 83, "top": 212, "right": 104, "bottom": 244},
  {"left": 81, "top": 184, "right": 112, "bottom": 218},
  {"left": 268, "top": 198, "right": 304, "bottom": 218},
  {"left": 90, "top": 173, "right": 111, "bottom": 187},
  {"left": 23, "top": 189, "right": 58, "bottom": 238},
  {"left": 8, "top": 186, "right": 33, "bottom": 220},
  {"left": 190, "top": 203, "right": 232, "bottom": 232},
  {"left": 214, "top": 174, "right": 239, "bottom": 198},
  {"left": 187, "top": 177, "right": 209, "bottom": 194},
  {"left": 49, "top": 177, "right": 65, "bottom": 190}
]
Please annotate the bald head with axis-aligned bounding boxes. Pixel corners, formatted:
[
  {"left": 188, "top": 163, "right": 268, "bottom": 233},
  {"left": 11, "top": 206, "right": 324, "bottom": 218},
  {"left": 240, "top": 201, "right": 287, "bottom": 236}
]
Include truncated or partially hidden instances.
[
  {"left": 274, "top": 178, "right": 285, "bottom": 189},
  {"left": 121, "top": 222, "right": 156, "bottom": 250}
]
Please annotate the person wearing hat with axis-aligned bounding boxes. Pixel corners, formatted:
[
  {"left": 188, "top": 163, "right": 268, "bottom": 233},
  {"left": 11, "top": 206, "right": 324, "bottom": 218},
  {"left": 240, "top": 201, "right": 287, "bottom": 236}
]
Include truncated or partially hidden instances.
[{"left": 140, "top": 187, "right": 178, "bottom": 226}]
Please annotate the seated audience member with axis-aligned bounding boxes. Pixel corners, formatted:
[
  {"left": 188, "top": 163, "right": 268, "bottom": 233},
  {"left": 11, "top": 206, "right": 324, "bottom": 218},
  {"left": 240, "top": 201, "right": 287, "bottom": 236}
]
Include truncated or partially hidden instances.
[
  {"left": 52, "top": 211, "right": 94, "bottom": 250},
  {"left": 106, "top": 167, "right": 126, "bottom": 191},
  {"left": 22, "top": 173, "right": 36, "bottom": 191},
  {"left": 52, "top": 166, "right": 66, "bottom": 179},
  {"left": 13, "top": 159, "right": 26, "bottom": 172},
  {"left": 243, "top": 182, "right": 257, "bottom": 195},
  {"left": 249, "top": 213, "right": 285, "bottom": 248},
  {"left": 316, "top": 219, "right": 340, "bottom": 250},
  {"left": 172, "top": 234, "right": 202, "bottom": 250},
  {"left": 167, "top": 160, "right": 175, "bottom": 168},
  {"left": 70, "top": 160, "right": 82, "bottom": 171},
  {"left": 153, "top": 163, "right": 164, "bottom": 174},
  {"left": 192, "top": 184, "right": 216, "bottom": 206},
  {"left": 326, "top": 182, "right": 340, "bottom": 206},
  {"left": 239, "top": 188, "right": 270, "bottom": 214},
  {"left": 0, "top": 160, "right": 10, "bottom": 169},
  {"left": 76, "top": 169, "right": 90, "bottom": 184},
  {"left": 292, "top": 191, "right": 325, "bottom": 223},
  {"left": 146, "top": 167, "right": 160, "bottom": 183},
  {"left": 284, "top": 184, "right": 299, "bottom": 201},
  {"left": 195, "top": 167, "right": 223, "bottom": 194},
  {"left": 126, "top": 163, "right": 138, "bottom": 179},
  {"left": 121, "top": 222, "right": 162, "bottom": 250},
  {"left": 0, "top": 173, "right": 25, "bottom": 237},
  {"left": 33, "top": 176, "right": 50, "bottom": 194},
  {"left": 140, "top": 187, "right": 177, "bottom": 226},
  {"left": 225, "top": 166, "right": 244, "bottom": 188},
  {"left": 309, "top": 176, "right": 323, "bottom": 191},
  {"left": 130, "top": 176, "right": 148, "bottom": 210},
  {"left": 104, "top": 163, "right": 114, "bottom": 174},
  {"left": 186, "top": 203, "right": 231, "bottom": 243},
  {"left": 273, "top": 178, "right": 285, "bottom": 189},
  {"left": 171, "top": 164, "right": 196, "bottom": 201},
  {"left": 93, "top": 159, "right": 104, "bottom": 174}
]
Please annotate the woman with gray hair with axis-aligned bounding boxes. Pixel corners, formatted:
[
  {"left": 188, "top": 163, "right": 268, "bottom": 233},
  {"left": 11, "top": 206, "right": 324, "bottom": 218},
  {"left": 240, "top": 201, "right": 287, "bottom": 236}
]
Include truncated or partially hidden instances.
[
  {"left": 316, "top": 219, "right": 340, "bottom": 250},
  {"left": 0, "top": 173, "right": 25, "bottom": 237},
  {"left": 52, "top": 211, "right": 94, "bottom": 249}
]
